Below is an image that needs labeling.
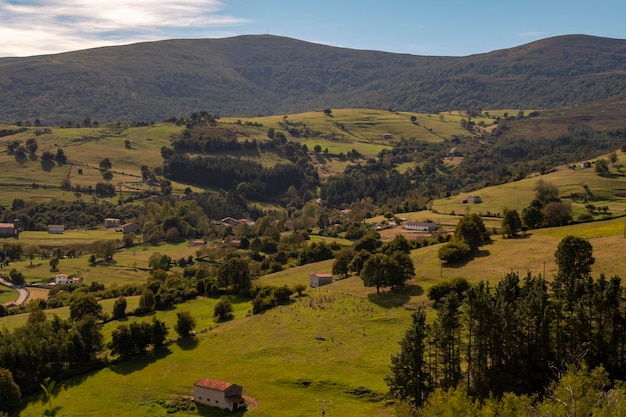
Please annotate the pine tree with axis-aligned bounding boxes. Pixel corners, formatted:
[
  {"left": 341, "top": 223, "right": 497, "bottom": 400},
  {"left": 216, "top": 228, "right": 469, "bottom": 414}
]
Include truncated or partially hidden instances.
[{"left": 386, "top": 309, "right": 433, "bottom": 408}]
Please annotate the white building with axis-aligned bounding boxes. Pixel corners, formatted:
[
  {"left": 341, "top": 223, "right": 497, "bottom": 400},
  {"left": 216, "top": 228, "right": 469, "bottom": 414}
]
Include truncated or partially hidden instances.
[{"left": 193, "top": 378, "right": 245, "bottom": 412}]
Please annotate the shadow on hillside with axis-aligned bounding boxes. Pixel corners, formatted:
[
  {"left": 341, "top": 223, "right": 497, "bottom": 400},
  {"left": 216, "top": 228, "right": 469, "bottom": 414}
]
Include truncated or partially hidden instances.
[
  {"left": 196, "top": 403, "right": 248, "bottom": 416},
  {"left": 502, "top": 234, "right": 531, "bottom": 240},
  {"left": 109, "top": 347, "right": 172, "bottom": 375},
  {"left": 177, "top": 337, "right": 199, "bottom": 351},
  {"left": 367, "top": 284, "right": 423, "bottom": 308},
  {"left": 445, "top": 249, "right": 491, "bottom": 269}
]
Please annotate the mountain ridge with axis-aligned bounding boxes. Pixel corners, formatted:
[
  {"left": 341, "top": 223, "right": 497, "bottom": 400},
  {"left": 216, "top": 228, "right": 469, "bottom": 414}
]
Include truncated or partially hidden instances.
[{"left": 1, "top": 34, "right": 626, "bottom": 124}]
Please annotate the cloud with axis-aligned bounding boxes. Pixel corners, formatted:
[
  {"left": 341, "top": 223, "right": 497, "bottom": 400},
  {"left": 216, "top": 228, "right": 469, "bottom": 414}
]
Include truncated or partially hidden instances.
[{"left": 0, "top": 0, "right": 248, "bottom": 57}]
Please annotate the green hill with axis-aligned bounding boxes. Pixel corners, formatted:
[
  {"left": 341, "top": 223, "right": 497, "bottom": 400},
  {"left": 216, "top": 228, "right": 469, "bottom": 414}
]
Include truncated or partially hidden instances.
[{"left": 1, "top": 34, "right": 626, "bottom": 124}]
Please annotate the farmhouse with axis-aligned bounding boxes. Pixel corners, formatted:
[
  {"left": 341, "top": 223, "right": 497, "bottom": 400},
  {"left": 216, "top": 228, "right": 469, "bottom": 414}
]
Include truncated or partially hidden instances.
[
  {"left": 116, "top": 223, "right": 139, "bottom": 234},
  {"left": 0, "top": 222, "right": 18, "bottom": 238},
  {"left": 193, "top": 378, "right": 245, "bottom": 412},
  {"left": 404, "top": 221, "right": 439, "bottom": 232},
  {"left": 47, "top": 224, "right": 65, "bottom": 234},
  {"left": 310, "top": 273, "right": 333, "bottom": 288},
  {"left": 104, "top": 218, "right": 121, "bottom": 228},
  {"left": 55, "top": 274, "right": 69, "bottom": 285}
]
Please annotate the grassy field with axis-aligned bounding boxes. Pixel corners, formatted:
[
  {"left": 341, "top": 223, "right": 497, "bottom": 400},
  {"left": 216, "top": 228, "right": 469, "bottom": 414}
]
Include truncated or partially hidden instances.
[
  {"left": 4, "top": 203, "right": 626, "bottom": 416},
  {"left": 430, "top": 150, "right": 626, "bottom": 219}
]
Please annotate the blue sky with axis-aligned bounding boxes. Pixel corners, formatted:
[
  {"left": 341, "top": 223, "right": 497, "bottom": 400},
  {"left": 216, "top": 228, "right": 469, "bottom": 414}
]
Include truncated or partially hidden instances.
[{"left": 1, "top": 0, "right": 626, "bottom": 58}]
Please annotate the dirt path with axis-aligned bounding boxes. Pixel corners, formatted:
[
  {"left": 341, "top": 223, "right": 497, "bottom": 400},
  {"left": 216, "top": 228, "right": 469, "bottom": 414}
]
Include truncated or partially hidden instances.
[{"left": 244, "top": 394, "right": 259, "bottom": 410}]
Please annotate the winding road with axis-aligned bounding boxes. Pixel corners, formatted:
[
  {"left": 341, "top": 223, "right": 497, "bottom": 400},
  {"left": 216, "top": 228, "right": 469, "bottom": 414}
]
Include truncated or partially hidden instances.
[{"left": 0, "top": 276, "right": 29, "bottom": 305}]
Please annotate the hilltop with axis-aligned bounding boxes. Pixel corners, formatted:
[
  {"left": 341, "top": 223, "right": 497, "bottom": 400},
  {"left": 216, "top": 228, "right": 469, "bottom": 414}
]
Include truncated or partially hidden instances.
[{"left": 1, "top": 34, "right": 626, "bottom": 124}]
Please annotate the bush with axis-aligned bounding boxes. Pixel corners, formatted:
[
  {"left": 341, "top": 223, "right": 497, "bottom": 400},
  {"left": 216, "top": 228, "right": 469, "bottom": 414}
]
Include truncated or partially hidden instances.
[{"left": 214, "top": 297, "right": 233, "bottom": 322}]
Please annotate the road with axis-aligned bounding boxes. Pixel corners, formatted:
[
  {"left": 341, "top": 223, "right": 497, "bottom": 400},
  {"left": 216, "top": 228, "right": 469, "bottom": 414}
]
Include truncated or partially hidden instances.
[{"left": 0, "top": 276, "right": 29, "bottom": 305}]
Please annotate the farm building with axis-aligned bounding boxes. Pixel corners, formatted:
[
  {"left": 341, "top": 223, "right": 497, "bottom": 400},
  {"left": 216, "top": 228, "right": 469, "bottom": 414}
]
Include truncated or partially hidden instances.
[
  {"left": 104, "top": 218, "right": 121, "bottom": 228},
  {"left": 458, "top": 195, "right": 482, "bottom": 204},
  {"left": 116, "top": 223, "right": 139, "bottom": 234},
  {"left": 310, "top": 273, "right": 333, "bottom": 288},
  {"left": 404, "top": 222, "right": 439, "bottom": 232},
  {"left": 0, "top": 222, "right": 18, "bottom": 238},
  {"left": 193, "top": 378, "right": 245, "bottom": 412},
  {"left": 47, "top": 224, "right": 65, "bottom": 234}
]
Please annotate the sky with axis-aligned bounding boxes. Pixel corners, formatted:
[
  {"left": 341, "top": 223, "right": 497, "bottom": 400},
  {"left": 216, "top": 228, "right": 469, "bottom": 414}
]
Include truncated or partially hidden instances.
[{"left": 1, "top": 0, "right": 626, "bottom": 58}]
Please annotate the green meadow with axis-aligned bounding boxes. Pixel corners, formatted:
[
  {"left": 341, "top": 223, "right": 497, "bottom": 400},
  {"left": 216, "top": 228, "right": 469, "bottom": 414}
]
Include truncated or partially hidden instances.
[{"left": 11, "top": 214, "right": 626, "bottom": 416}]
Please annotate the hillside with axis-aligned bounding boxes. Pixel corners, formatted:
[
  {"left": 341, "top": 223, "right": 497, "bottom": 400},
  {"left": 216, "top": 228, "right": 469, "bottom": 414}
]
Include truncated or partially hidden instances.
[{"left": 1, "top": 34, "right": 626, "bottom": 124}]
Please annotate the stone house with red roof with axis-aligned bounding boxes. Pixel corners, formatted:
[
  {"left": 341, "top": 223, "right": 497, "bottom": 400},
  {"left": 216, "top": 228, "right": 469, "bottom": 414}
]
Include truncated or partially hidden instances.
[{"left": 193, "top": 378, "right": 245, "bottom": 411}]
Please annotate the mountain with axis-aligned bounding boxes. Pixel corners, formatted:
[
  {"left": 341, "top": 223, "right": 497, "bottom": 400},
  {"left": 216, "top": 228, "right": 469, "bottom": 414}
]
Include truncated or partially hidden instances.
[{"left": 1, "top": 34, "right": 626, "bottom": 124}]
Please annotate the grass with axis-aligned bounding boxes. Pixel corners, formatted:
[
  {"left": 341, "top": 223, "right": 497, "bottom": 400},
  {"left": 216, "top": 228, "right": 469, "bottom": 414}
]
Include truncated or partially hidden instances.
[
  {"left": 0, "top": 285, "right": 17, "bottom": 305},
  {"left": 7, "top": 209, "right": 626, "bottom": 416}
]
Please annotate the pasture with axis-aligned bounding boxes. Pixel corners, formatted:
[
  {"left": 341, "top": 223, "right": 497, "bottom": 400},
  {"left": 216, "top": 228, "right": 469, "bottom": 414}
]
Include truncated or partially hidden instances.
[{"left": 6, "top": 206, "right": 626, "bottom": 416}]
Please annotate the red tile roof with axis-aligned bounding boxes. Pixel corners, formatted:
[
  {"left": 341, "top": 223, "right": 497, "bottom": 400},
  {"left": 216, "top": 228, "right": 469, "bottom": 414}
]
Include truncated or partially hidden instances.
[{"left": 194, "top": 378, "right": 233, "bottom": 391}]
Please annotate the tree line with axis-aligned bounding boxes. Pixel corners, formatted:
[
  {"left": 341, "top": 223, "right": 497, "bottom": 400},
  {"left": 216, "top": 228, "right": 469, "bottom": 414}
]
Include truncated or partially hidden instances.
[{"left": 387, "top": 235, "right": 626, "bottom": 413}]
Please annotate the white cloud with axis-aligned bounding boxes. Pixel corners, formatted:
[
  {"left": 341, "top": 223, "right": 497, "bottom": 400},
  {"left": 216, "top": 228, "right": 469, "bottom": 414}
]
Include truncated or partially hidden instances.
[{"left": 0, "top": 0, "right": 248, "bottom": 57}]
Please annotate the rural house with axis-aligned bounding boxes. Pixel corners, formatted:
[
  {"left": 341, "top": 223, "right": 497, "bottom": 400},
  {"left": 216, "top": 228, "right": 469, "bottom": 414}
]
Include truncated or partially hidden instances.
[
  {"left": 47, "top": 224, "right": 65, "bottom": 234},
  {"left": 310, "top": 273, "right": 333, "bottom": 288},
  {"left": 104, "top": 218, "right": 120, "bottom": 228},
  {"left": 55, "top": 274, "right": 69, "bottom": 285},
  {"left": 193, "top": 378, "right": 245, "bottom": 412},
  {"left": 404, "top": 222, "right": 439, "bottom": 232},
  {"left": 116, "top": 223, "right": 139, "bottom": 234},
  {"left": 0, "top": 221, "right": 18, "bottom": 238}
]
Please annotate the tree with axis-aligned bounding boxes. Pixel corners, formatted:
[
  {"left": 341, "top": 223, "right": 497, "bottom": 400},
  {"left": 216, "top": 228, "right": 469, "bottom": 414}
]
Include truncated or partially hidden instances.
[
  {"left": 595, "top": 158, "right": 610, "bottom": 174},
  {"left": 175, "top": 311, "right": 196, "bottom": 338},
  {"left": 501, "top": 208, "right": 522, "bottom": 237},
  {"left": 522, "top": 203, "right": 544, "bottom": 229},
  {"left": 381, "top": 234, "right": 411, "bottom": 255},
  {"left": 323, "top": 108, "right": 332, "bottom": 116},
  {"left": 332, "top": 248, "right": 355, "bottom": 279},
  {"left": 386, "top": 309, "right": 432, "bottom": 408},
  {"left": 25, "top": 244, "right": 39, "bottom": 266},
  {"left": 25, "top": 138, "right": 38, "bottom": 155},
  {"left": 99, "top": 157, "right": 112, "bottom": 171},
  {"left": 543, "top": 201, "right": 572, "bottom": 227},
  {"left": 90, "top": 239, "right": 117, "bottom": 260},
  {"left": 138, "top": 288, "right": 156, "bottom": 313},
  {"left": 218, "top": 257, "right": 251, "bottom": 294},
  {"left": 609, "top": 152, "right": 618, "bottom": 167},
  {"left": 454, "top": 213, "right": 489, "bottom": 251},
  {"left": 112, "top": 297, "right": 127, "bottom": 319},
  {"left": 554, "top": 235, "right": 595, "bottom": 283},
  {"left": 8, "top": 269, "right": 24, "bottom": 286},
  {"left": 102, "top": 170, "right": 113, "bottom": 182},
  {"left": 437, "top": 239, "right": 471, "bottom": 263},
  {"left": 214, "top": 297, "right": 233, "bottom": 322},
  {"left": 69, "top": 293, "right": 102, "bottom": 322},
  {"left": 49, "top": 257, "right": 59, "bottom": 271},
  {"left": 151, "top": 317, "right": 169, "bottom": 349},
  {"left": 0, "top": 368, "right": 21, "bottom": 413},
  {"left": 55, "top": 148, "right": 67, "bottom": 164},
  {"left": 534, "top": 179, "right": 559, "bottom": 203},
  {"left": 361, "top": 253, "right": 406, "bottom": 294}
]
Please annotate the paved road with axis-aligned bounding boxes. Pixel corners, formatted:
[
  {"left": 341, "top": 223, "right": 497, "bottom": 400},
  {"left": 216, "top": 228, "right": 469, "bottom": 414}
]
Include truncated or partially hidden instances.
[{"left": 0, "top": 276, "right": 29, "bottom": 305}]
